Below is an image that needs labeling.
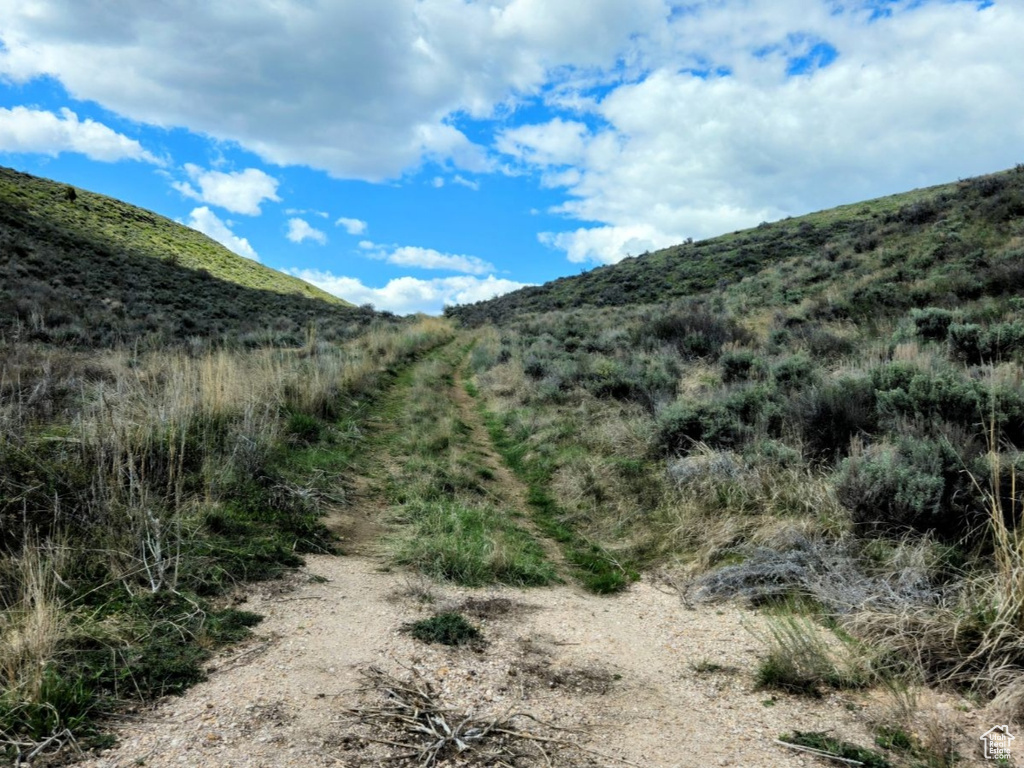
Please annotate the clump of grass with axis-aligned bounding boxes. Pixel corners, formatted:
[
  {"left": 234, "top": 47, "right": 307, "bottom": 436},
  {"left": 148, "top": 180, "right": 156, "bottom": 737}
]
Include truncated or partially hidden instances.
[
  {"left": 390, "top": 500, "right": 556, "bottom": 587},
  {"left": 404, "top": 612, "right": 481, "bottom": 646},
  {"left": 754, "top": 615, "right": 871, "bottom": 696}
]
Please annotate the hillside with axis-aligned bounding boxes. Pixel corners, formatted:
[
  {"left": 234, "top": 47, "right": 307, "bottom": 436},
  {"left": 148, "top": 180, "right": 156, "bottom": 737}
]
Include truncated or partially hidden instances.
[
  {"left": 449, "top": 165, "right": 1024, "bottom": 325},
  {"left": 0, "top": 165, "right": 361, "bottom": 347}
]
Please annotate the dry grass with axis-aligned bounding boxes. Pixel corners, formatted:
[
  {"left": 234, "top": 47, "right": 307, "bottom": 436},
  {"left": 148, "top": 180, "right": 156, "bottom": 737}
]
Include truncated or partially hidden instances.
[
  {"left": 0, "top": 546, "right": 68, "bottom": 710},
  {"left": 0, "top": 318, "right": 455, "bottom": 747}
]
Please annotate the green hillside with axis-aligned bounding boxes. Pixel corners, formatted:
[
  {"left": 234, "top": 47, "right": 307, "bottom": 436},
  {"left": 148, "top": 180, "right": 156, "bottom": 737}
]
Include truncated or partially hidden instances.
[
  {"left": 450, "top": 166, "right": 1024, "bottom": 325},
  {"left": 0, "top": 165, "right": 360, "bottom": 347}
]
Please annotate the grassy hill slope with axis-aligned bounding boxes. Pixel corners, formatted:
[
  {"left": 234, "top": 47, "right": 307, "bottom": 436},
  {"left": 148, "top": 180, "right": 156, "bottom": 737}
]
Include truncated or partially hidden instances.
[
  {"left": 450, "top": 166, "right": 1024, "bottom": 325},
  {"left": 0, "top": 165, "right": 361, "bottom": 347}
]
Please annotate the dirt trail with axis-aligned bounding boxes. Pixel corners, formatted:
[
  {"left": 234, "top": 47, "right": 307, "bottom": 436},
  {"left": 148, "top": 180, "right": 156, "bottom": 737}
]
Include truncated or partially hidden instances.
[
  {"left": 448, "top": 357, "right": 570, "bottom": 577},
  {"left": 76, "top": 354, "right": 978, "bottom": 768}
]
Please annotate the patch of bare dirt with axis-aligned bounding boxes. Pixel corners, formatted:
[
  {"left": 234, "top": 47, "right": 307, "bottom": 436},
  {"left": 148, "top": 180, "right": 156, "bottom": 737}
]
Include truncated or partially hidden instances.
[{"left": 77, "top": 553, "right": 908, "bottom": 768}]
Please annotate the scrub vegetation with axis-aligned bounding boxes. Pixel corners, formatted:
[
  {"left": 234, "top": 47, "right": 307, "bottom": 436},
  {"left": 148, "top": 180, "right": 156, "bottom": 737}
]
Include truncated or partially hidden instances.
[
  {"left": 451, "top": 165, "right": 1024, "bottom": 748},
  {"left": 5, "top": 163, "right": 1024, "bottom": 764}
]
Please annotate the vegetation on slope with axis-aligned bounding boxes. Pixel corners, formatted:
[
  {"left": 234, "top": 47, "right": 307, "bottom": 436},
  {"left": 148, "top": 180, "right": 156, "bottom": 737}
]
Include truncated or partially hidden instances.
[
  {"left": 0, "top": 165, "right": 363, "bottom": 348},
  {"left": 450, "top": 166, "right": 1024, "bottom": 325},
  {"left": 454, "top": 165, "right": 1024, "bottom": 735}
]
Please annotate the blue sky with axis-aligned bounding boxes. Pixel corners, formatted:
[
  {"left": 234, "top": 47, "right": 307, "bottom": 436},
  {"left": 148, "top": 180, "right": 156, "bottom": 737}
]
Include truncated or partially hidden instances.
[{"left": 1, "top": 0, "right": 1020, "bottom": 314}]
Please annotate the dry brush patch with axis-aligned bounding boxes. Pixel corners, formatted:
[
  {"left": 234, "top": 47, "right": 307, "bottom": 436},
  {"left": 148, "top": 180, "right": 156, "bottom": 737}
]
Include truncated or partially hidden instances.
[{"left": 337, "top": 666, "right": 630, "bottom": 768}]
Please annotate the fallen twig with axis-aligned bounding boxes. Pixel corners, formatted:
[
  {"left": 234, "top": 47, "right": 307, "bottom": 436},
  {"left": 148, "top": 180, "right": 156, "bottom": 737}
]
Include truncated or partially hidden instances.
[{"left": 774, "top": 738, "right": 865, "bottom": 766}]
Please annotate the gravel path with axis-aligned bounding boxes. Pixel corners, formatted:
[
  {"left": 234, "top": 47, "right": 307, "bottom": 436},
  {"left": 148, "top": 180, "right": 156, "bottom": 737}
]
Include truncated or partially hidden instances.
[{"left": 78, "top": 551, "right": 881, "bottom": 768}]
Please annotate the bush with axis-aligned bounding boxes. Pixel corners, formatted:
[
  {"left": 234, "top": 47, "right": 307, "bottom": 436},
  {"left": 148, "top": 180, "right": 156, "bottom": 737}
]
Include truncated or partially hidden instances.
[
  {"left": 635, "top": 307, "right": 750, "bottom": 360},
  {"left": 657, "top": 386, "right": 775, "bottom": 454},
  {"left": 835, "top": 437, "right": 974, "bottom": 538},
  {"left": 586, "top": 355, "right": 678, "bottom": 412},
  {"left": 948, "top": 321, "right": 1024, "bottom": 363},
  {"left": 873, "top": 365, "right": 982, "bottom": 431},
  {"left": 791, "top": 377, "right": 877, "bottom": 462},
  {"left": 946, "top": 323, "right": 983, "bottom": 362},
  {"left": 720, "top": 350, "right": 764, "bottom": 383},
  {"left": 404, "top": 612, "right": 481, "bottom": 646},
  {"left": 771, "top": 354, "right": 819, "bottom": 391},
  {"left": 910, "top": 307, "right": 957, "bottom": 341}
]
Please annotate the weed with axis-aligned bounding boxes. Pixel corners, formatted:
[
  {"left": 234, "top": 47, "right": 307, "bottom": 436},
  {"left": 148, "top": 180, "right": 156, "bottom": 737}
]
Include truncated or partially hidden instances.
[
  {"left": 754, "top": 615, "right": 871, "bottom": 695},
  {"left": 404, "top": 612, "right": 481, "bottom": 646},
  {"left": 778, "top": 731, "right": 892, "bottom": 768}
]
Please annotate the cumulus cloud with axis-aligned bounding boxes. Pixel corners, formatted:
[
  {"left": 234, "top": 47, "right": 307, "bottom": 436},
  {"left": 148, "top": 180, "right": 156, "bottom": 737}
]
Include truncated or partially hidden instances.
[
  {"left": 384, "top": 246, "right": 494, "bottom": 275},
  {"left": 498, "top": 1, "right": 1024, "bottom": 264},
  {"left": 360, "top": 242, "right": 495, "bottom": 275},
  {"left": 173, "top": 164, "right": 280, "bottom": 215},
  {"left": 0, "top": 0, "right": 664, "bottom": 180},
  {"left": 288, "top": 268, "right": 531, "bottom": 315},
  {"left": 336, "top": 217, "right": 368, "bottom": 236},
  {"left": 0, "top": 106, "right": 159, "bottom": 163},
  {"left": 286, "top": 218, "right": 327, "bottom": 245},
  {"left": 186, "top": 207, "right": 259, "bottom": 261},
  {"left": 539, "top": 224, "right": 680, "bottom": 265}
]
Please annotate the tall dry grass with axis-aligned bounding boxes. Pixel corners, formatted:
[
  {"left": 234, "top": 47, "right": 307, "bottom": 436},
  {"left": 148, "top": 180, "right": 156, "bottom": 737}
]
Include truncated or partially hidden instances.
[{"left": 0, "top": 317, "right": 454, "bottom": 746}]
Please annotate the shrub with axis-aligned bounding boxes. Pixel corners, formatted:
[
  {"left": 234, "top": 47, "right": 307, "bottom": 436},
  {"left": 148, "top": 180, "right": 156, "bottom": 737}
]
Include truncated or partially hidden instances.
[
  {"left": 720, "top": 350, "right": 763, "bottom": 383},
  {"left": 910, "top": 307, "right": 957, "bottom": 341},
  {"left": 946, "top": 323, "right": 983, "bottom": 362},
  {"left": 586, "top": 355, "right": 678, "bottom": 412},
  {"left": 635, "top": 307, "right": 750, "bottom": 360},
  {"left": 873, "top": 365, "right": 984, "bottom": 433},
  {"left": 771, "top": 354, "right": 819, "bottom": 392},
  {"left": 658, "top": 400, "right": 748, "bottom": 454},
  {"left": 948, "top": 320, "right": 1024, "bottom": 364},
  {"left": 835, "top": 437, "right": 974, "bottom": 538},
  {"left": 791, "top": 376, "right": 877, "bottom": 462}
]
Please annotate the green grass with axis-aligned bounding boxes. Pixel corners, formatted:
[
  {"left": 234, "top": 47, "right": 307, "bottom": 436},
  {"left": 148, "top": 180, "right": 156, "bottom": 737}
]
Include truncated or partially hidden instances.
[
  {"left": 0, "top": 165, "right": 370, "bottom": 348},
  {"left": 404, "top": 612, "right": 481, "bottom": 646},
  {"left": 374, "top": 344, "right": 557, "bottom": 588},
  {"left": 391, "top": 499, "right": 555, "bottom": 586},
  {"left": 780, "top": 731, "right": 892, "bottom": 768},
  {"left": 481, "top": 406, "right": 637, "bottom": 594}
]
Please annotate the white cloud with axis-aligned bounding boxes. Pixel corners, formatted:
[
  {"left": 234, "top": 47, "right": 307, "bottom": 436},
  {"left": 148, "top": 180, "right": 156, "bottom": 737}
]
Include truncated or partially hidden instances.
[
  {"left": 539, "top": 224, "right": 679, "bottom": 265},
  {"left": 361, "top": 242, "right": 495, "bottom": 274},
  {"left": 288, "top": 268, "right": 531, "bottom": 315},
  {"left": 286, "top": 217, "right": 327, "bottom": 245},
  {"left": 496, "top": 1, "right": 1024, "bottom": 264},
  {"left": 452, "top": 175, "right": 480, "bottom": 191},
  {"left": 336, "top": 217, "right": 368, "bottom": 235},
  {"left": 286, "top": 208, "right": 329, "bottom": 218},
  {"left": 496, "top": 118, "right": 589, "bottom": 168},
  {"left": 186, "top": 206, "right": 259, "bottom": 261},
  {"left": 173, "top": 164, "right": 280, "bottom": 215},
  {"left": 0, "top": 0, "right": 665, "bottom": 180},
  {"left": 0, "top": 106, "right": 159, "bottom": 163}
]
